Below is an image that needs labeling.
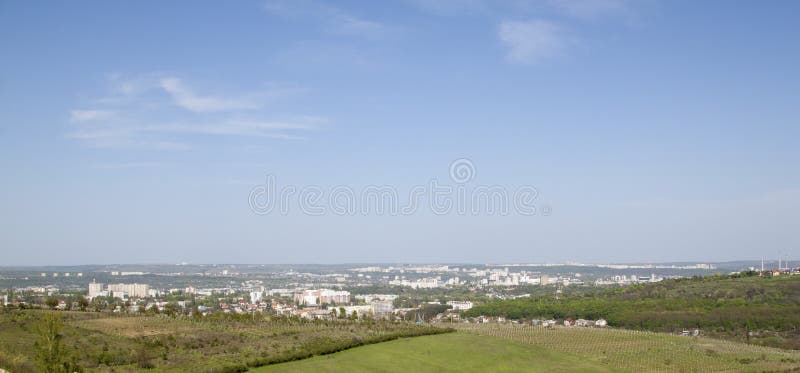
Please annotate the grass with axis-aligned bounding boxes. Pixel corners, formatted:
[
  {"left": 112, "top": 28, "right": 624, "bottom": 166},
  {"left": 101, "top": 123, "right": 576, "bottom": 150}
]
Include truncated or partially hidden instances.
[
  {"left": 455, "top": 324, "right": 800, "bottom": 372},
  {"left": 255, "top": 332, "right": 619, "bottom": 372},
  {"left": 4, "top": 309, "right": 799, "bottom": 372},
  {"left": 0, "top": 309, "right": 450, "bottom": 372},
  {"left": 262, "top": 324, "right": 800, "bottom": 373}
]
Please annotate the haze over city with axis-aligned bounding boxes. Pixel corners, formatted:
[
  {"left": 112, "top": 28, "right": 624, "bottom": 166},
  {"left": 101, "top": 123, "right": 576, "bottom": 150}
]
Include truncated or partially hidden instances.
[{"left": 1, "top": 0, "right": 799, "bottom": 265}]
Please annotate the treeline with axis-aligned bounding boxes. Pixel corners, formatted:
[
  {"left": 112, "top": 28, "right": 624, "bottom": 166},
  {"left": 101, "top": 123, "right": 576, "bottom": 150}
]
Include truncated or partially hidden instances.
[{"left": 464, "top": 274, "right": 800, "bottom": 349}]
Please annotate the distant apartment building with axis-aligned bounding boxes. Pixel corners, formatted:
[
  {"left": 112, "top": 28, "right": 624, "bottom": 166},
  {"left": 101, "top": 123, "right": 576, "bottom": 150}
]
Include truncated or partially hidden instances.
[
  {"left": 250, "top": 291, "right": 263, "bottom": 303},
  {"left": 88, "top": 281, "right": 104, "bottom": 299},
  {"left": 389, "top": 277, "right": 441, "bottom": 289},
  {"left": 294, "top": 289, "right": 350, "bottom": 305},
  {"left": 540, "top": 275, "right": 551, "bottom": 286},
  {"left": 447, "top": 301, "right": 473, "bottom": 311},
  {"left": 370, "top": 300, "right": 394, "bottom": 315},
  {"left": 268, "top": 289, "right": 294, "bottom": 297},
  {"left": 355, "top": 294, "right": 398, "bottom": 303},
  {"left": 342, "top": 305, "right": 373, "bottom": 317},
  {"left": 107, "top": 283, "right": 150, "bottom": 298}
]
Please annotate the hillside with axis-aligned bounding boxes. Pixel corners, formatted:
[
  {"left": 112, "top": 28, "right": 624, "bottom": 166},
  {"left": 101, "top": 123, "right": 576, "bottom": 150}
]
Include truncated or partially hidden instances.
[
  {"left": 465, "top": 274, "right": 800, "bottom": 349},
  {"left": 0, "top": 310, "right": 449, "bottom": 372}
]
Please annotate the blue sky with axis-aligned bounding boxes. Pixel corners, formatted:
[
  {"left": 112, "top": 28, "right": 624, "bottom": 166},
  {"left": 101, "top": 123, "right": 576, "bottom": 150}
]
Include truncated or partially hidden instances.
[{"left": 1, "top": 0, "right": 798, "bottom": 265}]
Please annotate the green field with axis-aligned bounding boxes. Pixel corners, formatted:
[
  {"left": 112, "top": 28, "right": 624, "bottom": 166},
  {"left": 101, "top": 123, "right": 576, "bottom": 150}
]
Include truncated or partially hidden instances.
[
  {"left": 262, "top": 325, "right": 800, "bottom": 373},
  {"left": 256, "top": 332, "right": 619, "bottom": 372}
]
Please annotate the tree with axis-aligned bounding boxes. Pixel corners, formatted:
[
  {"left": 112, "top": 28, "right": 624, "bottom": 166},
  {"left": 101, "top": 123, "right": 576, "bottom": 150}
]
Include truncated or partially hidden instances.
[
  {"left": 163, "top": 303, "right": 179, "bottom": 317},
  {"left": 77, "top": 296, "right": 89, "bottom": 311},
  {"left": 45, "top": 297, "right": 59, "bottom": 309},
  {"left": 34, "top": 313, "right": 66, "bottom": 372}
]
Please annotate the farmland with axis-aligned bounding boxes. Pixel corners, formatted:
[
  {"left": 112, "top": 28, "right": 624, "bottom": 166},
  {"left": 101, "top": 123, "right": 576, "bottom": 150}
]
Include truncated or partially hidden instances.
[
  {"left": 257, "top": 332, "right": 619, "bottom": 372},
  {"left": 0, "top": 310, "right": 450, "bottom": 372},
  {"left": 453, "top": 323, "right": 800, "bottom": 372},
  {"left": 265, "top": 324, "right": 800, "bottom": 372}
]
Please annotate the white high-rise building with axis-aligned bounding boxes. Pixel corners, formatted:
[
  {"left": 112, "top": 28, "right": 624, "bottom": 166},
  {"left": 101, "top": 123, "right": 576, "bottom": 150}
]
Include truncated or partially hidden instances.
[
  {"left": 294, "top": 289, "right": 350, "bottom": 305},
  {"left": 371, "top": 300, "right": 394, "bottom": 314},
  {"left": 107, "top": 283, "right": 150, "bottom": 298},
  {"left": 447, "top": 301, "right": 473, "bottom": 311},
  {"left": 88, "top": 281, "right": 104, "bottom": 299}
]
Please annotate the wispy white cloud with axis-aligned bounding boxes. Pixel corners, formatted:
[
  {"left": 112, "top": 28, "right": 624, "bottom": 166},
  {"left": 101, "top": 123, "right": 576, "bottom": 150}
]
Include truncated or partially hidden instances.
[
  {"left": 159, "top": 77, "right": 261, "bottom": 113},
  {"left": 68, "top": 74, "right": 324, "bottom": 150},
  {"left": 547, "top": 0, "right": 632, "bottom": 20},
  {"left": 332, "top": 14, "right": 385, "bottom": 36},
  {"left": 498, "top": 20, "right": 570, "bottom": 64},
  {"left": 70, "top": 109, "right": 115, "bottom": 122},
  {"left": 92, "top": 162, "right": 179, "bottom": 169},
  {"left": 263, "top": 0, "right": 388, "bottom": 38},
  {"left": 412, "top": 0, "right": 634, "bottom": 19},
  {"left": 139, "top": 119, "right": 319, "bottom": 138},
  {"left": 69, "top": 117, "right": 321, "bottom": 149},
  {"left": 410, "top": 0, "right": 490, "bottom": 16},
  {"left": 409, "top": 1, "right": 636, "bottom": 64}
]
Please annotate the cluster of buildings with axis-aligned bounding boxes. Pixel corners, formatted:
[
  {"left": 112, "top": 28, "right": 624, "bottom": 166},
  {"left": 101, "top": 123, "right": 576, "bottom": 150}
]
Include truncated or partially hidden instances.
[
  {"left": 88, "top": 281, "right": 152, "bottom": 299},
  {"left": 377, "top": 266, "right": 673, "bottom": 289},
  {"left": 467, "top": 316, "right": 608, "bottom": 328},
  {"left": 77, "top": 282, "right": 475, "bottom": 322},
  {"left": 446, "top": 301, "right": 473, "bottom": 311},
  {"left": 40, "top": 272, "right": 83, "bottom": 277},
  {"left": 389, "top": 277, "right": 441, "bottom": 289},
  {"left": 594, "top": 274, "right": 665, "bottom": 286},
  {"left": 293, "top": 289, "right": 351, "bottom": 305}
]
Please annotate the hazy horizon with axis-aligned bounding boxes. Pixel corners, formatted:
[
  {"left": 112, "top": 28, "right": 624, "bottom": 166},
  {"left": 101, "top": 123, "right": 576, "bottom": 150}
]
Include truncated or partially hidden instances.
[
  {"left": 1, "top": 258, "right": 796, "bottom": 269},
  {"left": 2, "top": 1, "right": 799, "bottom": 265}
]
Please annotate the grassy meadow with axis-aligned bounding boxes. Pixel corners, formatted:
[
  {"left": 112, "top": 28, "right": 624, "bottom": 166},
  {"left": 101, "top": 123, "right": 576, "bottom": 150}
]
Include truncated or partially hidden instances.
[
  {"left": 454, "top": 323, "right": 800, "bottom": 372},
  {"left": 264, "top": 324, "right": 800, "bottom": 372},
  {"left": 257, "top": 332, "right": 620, "bottom": 372},
  {"left": 0, "top": 310, "right": 450, "bottom": 372}
]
